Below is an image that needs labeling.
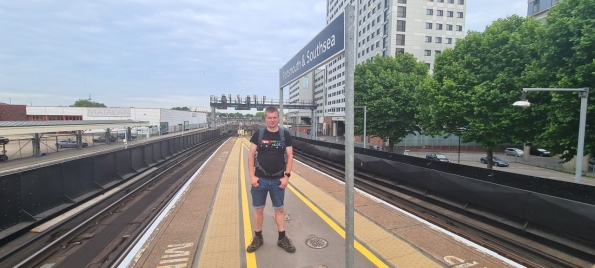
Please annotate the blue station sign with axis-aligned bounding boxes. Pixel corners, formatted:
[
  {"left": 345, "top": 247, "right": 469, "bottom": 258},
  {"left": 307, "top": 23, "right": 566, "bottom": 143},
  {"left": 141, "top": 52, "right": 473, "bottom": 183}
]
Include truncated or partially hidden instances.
[{"left": 279, "top": 12, "right": 345, "bottom": 88}]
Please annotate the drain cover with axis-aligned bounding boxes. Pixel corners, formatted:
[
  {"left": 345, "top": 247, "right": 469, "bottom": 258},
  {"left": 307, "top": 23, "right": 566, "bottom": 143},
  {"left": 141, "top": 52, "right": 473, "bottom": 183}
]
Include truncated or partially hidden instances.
[{"left": 306, "top": 237, "right": 328, "bottom": 249}]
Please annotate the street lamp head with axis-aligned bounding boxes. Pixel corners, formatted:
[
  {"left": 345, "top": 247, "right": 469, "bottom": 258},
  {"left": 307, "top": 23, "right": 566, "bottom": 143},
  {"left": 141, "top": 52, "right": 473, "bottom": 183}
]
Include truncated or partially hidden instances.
[{"left": 513, "top": 100, "right": 531, "bottom": 108}]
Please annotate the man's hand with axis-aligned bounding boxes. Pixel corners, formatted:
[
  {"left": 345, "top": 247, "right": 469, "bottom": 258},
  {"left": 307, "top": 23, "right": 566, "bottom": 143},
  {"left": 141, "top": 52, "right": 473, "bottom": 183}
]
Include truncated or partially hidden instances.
[
  {"left": 279, "top": 176, "right": 289, "bottom": 189},
  {"left": 250, "top": 175, "right": 259, "bottom": 188}
]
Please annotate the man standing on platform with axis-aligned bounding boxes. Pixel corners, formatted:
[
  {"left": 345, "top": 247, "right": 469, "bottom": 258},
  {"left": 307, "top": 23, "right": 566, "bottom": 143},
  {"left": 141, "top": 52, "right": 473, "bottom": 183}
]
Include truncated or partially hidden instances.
[{"left": 246, "top": 106, "right": 296, "bottom": 253}]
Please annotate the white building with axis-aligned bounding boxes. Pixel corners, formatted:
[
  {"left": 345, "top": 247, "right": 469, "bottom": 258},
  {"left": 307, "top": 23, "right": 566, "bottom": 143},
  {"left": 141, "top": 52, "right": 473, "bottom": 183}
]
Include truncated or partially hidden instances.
[
  {"left": 323, "top": 0, "right": 466, "bottom": 136},
  {"left": 26, "top": 107, "right": 207, "bottom": 134},
  {"left": 288, "top": 71, "right": 319, "bottom": 126}
]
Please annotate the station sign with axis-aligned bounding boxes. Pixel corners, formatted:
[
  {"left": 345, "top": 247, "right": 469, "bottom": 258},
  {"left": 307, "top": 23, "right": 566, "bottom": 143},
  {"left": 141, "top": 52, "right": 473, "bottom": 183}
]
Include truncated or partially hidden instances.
[{"left": 279, "top": 12, "right": 345, "bottom": 88}]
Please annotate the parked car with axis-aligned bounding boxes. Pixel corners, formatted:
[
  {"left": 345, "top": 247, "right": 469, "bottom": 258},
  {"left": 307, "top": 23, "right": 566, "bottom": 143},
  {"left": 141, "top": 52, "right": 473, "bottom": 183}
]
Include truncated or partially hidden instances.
[
  {"left": 117, "top": 133, "right": 137, "bottom": 140},
  {"left": 504, "top": 148, "right": 524, "bottom": 157},
  {"left": 93, "top": 136, "right": 117, "bottom": 143},
  {"left": 426, "top": 153, "right": 450, "bottom": 162},
  {"left": 0, "top": 136, "right": 9, "bottom": 145},
  {"left": 530, "top": 147, "right": 551, "bottom": 157},
  {"left": 588, "top": 157, "right": 595, "bottom": 172},
  {"left": 56, "top": 140, "right": 89, "bottom": 148},
  {"left": 480, "top": 156, "right": 509, "bottom": 167},
  {"left": 371, "top": 145, "right": 382, "bottom": 151}
]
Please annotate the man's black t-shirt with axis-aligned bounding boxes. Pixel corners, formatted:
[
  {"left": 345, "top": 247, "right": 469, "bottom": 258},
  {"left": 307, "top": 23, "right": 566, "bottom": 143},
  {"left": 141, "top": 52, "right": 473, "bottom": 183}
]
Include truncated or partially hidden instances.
[{"left": 250, "top": 128, "right": 293, "bottom": 178}]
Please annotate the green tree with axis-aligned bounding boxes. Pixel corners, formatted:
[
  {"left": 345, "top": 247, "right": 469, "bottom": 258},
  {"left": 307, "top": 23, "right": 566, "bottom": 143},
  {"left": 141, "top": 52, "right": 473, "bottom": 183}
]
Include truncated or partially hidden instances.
[
  {"left": 526, "top": 0, "right": 595, "bottom": 161},
  {"left": 255, "top": 111, "right": 265, "bottom": 118},
  {"left": 354, "top": 54, "right": 429, "bottom": 151},
  {"left": 171, "top": 107, "right": 191, "bottom": 111},
  {"left": 245, "top": 114, "right": 254, "bottom": 118},
  {"left": 418, "top": 15, "right": 544, "bottom": 168},
  {"left": 71, "top": 99, "right": 106, "bottom": 107}
]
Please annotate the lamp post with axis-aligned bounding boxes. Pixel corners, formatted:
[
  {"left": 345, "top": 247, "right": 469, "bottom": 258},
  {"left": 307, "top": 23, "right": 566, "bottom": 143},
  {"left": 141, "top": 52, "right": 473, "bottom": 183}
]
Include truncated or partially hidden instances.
[
  {"left": 355, "top": 106, "right": 367, "bottom": 148},
  {"left": 514, "top": 87, "right": 589, "bottom": 183}
]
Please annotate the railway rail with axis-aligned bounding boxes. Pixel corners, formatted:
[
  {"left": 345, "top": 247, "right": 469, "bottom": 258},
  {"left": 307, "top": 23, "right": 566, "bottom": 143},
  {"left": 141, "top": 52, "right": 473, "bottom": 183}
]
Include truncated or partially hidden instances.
[
  {"left": 0, "top": 135, "right": 230, "bottom": 268},
  {"left": 293, "top": 149, "right": 595, "bottom": 268}
]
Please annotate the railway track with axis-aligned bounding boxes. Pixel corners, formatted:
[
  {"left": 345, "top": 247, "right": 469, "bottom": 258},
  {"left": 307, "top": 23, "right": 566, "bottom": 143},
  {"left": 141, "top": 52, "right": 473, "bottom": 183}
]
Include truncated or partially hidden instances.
[
  {"left": 0, "top": 135, "right": 230, "bottom": 268},
  {"left": 294, "top": 149, "right": 595, "bottom": 268}
]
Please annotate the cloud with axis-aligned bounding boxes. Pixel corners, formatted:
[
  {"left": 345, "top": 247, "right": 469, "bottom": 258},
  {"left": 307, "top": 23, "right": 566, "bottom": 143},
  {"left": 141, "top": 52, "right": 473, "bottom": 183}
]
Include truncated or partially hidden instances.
[
  {"left": 0, "top": 0, "right": 526, "bottom": 110},
  {"left": 466, "top": 0, "right": 526, "bottom": 32}
]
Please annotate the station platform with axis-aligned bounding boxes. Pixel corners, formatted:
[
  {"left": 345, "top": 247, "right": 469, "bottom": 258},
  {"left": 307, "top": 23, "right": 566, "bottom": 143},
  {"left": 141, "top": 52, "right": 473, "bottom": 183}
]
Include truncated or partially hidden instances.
[
  {"left": 120, "top": 138, "right": 521, "bottom": 268},
  {"left": 0, "top": 127, "right": 208, "bottom": 175}
]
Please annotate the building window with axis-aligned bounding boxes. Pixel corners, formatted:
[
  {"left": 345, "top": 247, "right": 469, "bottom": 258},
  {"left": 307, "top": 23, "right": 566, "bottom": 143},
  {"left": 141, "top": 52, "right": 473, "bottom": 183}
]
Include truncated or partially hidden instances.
[
  {"left": 426, "top": 22, "right": 433, "bottom": 29},
  {"left": 398, "top": 0, "right": 406, "bottom": 3},
  {"left": 428, "top": 0, "right": 434, "bottom": 1},
  {"left": 396, "top": 48, "right": 405, "bottom": 54},
  {"left": 426, "top": 9, "right": 433, "bottom": 15},
  {"left": 397, "top": 6, "right": 406, "bottom": 17},
  {"left": 458, "top": 0, "right": 464, "bottom": 4},
  {"left": 397, "top": 20, "right": 406, "bottom": 31},
  {"left": 438, "top": 0, "right": 444, "bottom": 2},
  {"left": 425, "top": 36, "right": 432, "bottom": 43},
  {"left": 304, "top": 76, "right": 309, "bottom": 88},
  {"left": 448, "top": 0, "right": 454, "bottom": 3},
  {"left": 396, "top": 34, "right": 405, "bottom": 45},
  {"left": 457, "top": 12, "right": 463, "bottom": 18},
  {"left": 436, "top": 23, "right": 443, "bottom": 30},
  {"left": 435, "top": 37, "right": 442, "bottom": 43},
  {"left": 376, "top": 40, "right": 380, "bottom": 47},
  {"left": 456, "top": 25, "right": 463, "bottom": 31},
  {"left": 447, "top": 11, "right": 453, "bottom": 17},
  {"left": 435, "top": 50, "right": 442, "bottom": 54},
  {"left": 437, "top": 10, "right": 443, "bottom": 16},
  {"left": 425, "top": 63, "right": 431, "bottom": 68},
  {"left": 424, "top": 50, "right": 432, "bottom": 56},
  {"left": 446, "top": 24, "right": 453, "bottom": 31},
  {"left": 446, "top": 37, "right": 452, "bottom": 44}
]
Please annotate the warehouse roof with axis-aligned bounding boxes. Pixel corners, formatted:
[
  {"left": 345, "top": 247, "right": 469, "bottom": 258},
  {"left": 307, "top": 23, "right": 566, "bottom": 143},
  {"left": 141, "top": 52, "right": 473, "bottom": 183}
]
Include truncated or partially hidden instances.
[{"left": 0, "top": 120, "right": 150, "bottom": 135}]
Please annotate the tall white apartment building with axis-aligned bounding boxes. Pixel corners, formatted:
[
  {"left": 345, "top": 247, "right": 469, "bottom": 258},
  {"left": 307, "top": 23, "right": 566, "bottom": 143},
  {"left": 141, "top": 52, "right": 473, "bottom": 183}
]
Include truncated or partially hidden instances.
[
  {"left": 323, "top": 0, "right": 466, "bottom": 137},
  {"left": 288, "top": 71, "right": 315, "bottom": 125}
]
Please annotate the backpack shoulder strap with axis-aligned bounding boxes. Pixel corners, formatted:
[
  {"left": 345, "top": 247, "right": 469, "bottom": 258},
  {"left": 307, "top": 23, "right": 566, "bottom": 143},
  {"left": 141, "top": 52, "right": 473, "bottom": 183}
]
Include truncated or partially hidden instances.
[
  {"left": 279, "top": 127, "right": 285, "bottom": 145},
  {"left": 258, "top": 128, "right": 265, "bottom": 146}
]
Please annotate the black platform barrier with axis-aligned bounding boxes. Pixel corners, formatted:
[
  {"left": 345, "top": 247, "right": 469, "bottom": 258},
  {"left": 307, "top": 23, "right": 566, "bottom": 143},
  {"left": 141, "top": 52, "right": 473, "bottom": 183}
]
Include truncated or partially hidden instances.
[
  {"left": 94, "top": 152, "right": 118, "bottom": 186},
  {"left": 292, "top": 137, "right": 595, "bottom": 244},
  {"left": 62, "top": 157, "right": 98, "bottom": 201},
  {"left": 0, "top": 173, "right": 23, "bottom": 231},
  {"left": 130, "top": 146, "right": 147, "bottom": 172}
]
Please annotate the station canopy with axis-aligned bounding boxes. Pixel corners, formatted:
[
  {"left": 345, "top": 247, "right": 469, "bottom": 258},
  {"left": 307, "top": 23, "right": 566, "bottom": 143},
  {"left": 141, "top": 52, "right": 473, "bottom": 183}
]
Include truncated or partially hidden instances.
[{"left": 0, "top": 120, "right": 150, "bottom": 135}]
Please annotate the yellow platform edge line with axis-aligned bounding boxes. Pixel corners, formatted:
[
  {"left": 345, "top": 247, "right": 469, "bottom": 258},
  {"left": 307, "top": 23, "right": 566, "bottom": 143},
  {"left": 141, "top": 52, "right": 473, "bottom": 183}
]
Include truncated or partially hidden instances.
[
  {"left": 240, "top": 138, "right": 388, "bottom": 268},
  {"left": 287, "top": 184, "right": 389, "bottom": 268},
  {"left": 240, "top": 139, "right": 258, "bottom": 268}
]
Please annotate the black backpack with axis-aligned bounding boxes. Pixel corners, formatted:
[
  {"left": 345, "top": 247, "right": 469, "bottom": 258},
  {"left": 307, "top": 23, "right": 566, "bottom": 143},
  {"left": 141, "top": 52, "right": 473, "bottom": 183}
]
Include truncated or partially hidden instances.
[{"left": 254, "top": 128, "right": 287, "bottom": 177}]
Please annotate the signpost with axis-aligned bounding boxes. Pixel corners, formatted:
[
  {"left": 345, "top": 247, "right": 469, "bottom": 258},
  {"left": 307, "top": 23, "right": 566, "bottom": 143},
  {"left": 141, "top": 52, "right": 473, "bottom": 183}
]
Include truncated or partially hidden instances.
[{"left": 279, "top": 6, "right": 355, "bottom": 267}]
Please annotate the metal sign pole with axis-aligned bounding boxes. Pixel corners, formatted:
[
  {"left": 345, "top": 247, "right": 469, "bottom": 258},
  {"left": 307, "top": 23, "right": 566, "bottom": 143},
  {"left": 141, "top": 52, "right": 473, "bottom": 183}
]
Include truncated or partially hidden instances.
[{"left": 344, "top": 5, "right": 355, "bottom": 268}]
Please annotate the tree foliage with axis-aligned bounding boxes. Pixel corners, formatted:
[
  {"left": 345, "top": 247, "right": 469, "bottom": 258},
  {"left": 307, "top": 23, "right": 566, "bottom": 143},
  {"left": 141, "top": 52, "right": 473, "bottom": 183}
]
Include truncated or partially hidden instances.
[
  {"left": 417, "top": 15, "right": 544, "bottom": 168},
  {"left": 526, "top": 0, "right": 595, "bottom": 160},
  {"left": 171, "top": 106, "right": 191, "bottom": 111},
  {"left": 255, "top": 111, "right": 264, "bottom": 118},
  {"left": 354, "top": 54, "right": 429, "bottom": 150},
  {"left": 71, "top": 99, "right": 106, "bottom": 107}
]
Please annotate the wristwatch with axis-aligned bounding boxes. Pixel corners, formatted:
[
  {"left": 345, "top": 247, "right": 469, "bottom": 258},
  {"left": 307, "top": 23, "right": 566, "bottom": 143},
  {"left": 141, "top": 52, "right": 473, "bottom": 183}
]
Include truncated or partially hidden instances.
[{"left": 284, "top": 172, "right": 291, "bottom": 177}]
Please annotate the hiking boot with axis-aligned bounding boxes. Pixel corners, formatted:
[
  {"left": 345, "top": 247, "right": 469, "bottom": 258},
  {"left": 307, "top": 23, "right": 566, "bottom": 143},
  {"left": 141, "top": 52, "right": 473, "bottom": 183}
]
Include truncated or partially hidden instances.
[
  {"left": 246, "top": 236, "right": 263, "bottom": 253},
  {"left": 277, "top": 236, "right": 296, "bottom": 253}
]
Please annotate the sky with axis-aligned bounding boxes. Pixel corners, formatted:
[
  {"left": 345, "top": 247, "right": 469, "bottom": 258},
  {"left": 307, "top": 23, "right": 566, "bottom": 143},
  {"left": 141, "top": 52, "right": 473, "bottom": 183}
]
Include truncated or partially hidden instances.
[{"left": 0, "top": 0, "right": 526, "bottom": 111}]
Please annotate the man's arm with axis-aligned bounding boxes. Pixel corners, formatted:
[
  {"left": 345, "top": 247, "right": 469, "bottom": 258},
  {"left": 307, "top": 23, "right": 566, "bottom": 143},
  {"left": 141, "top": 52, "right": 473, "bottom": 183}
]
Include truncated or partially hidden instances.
[
  {"left": 279, "top": 146, "right": 293, "bottom": 189},
  {"left": 285, "top": 146, "right": 293, "bottom": 175},
  {"left": 248, "top": 143, "right": 259, "bottom": 187}
]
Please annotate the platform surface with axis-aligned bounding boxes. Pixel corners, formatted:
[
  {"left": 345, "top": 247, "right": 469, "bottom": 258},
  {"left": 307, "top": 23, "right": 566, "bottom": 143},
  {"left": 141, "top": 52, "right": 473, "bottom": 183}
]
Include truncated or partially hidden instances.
[{"left": 123, "top": 138, "right": 519, "bottom": 268}]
